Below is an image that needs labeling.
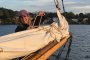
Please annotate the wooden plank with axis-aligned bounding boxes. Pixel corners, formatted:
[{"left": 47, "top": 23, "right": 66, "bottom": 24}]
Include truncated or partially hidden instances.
[
  {"left": 22, "top": 36, "right": 69, "bottom": 60},
  {"left": 21, "top": 40, "right": 58, "bottom": 60},
  {"left": 37, "top": 36, "right": 69, "bottom": 60}
]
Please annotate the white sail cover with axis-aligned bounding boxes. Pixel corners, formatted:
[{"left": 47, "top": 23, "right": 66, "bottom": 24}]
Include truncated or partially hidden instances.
[
  {"left": 0, "top": 24, "right": 63, "bottom": 60},
  {"left": 57, "top": 9, "right": 69, "bottom": 37}
]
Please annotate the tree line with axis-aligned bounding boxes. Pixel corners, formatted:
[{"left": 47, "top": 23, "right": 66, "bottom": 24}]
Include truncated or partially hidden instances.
[{"left": 0, "top": 7, "right": 90, "bottom": 24}]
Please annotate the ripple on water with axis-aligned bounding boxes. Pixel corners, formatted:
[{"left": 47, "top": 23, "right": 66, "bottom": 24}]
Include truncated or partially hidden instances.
[{"left": 85, "top": 55, "right": 90, "bottom": 59}]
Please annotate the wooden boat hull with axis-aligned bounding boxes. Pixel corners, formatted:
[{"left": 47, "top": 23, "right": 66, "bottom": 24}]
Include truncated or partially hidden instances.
[{"left": 22, "top": 36, "right": 69, "bottom": 60}]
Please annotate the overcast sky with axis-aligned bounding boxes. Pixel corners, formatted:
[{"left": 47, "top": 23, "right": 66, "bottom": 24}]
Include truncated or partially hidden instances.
[{"left": 0, "top": 0, "right": 90, "bottom": 14}]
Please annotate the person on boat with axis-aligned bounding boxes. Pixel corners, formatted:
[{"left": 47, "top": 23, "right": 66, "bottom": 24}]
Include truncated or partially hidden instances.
[
  {"left": 32, "top": 11, "right": 47, "bottom": 27},
  {"left": 15, "top": 10, "right": 33, "bottom": 32}
]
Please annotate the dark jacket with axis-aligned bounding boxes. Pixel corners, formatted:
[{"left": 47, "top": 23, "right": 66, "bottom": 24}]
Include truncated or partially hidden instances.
[{"left": 15, "top": 24, "right": 29, "bottom": 32}]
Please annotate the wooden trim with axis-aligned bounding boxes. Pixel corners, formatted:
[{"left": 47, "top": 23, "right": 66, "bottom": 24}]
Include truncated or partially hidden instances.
[{"left": 22, "top": 36, "right": 69, "bottom": 60}]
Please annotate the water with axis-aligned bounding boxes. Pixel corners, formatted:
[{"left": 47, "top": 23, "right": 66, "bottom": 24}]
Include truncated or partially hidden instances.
[
  {"left": 0, "top": 25, "right": 90, "bottom": 60},
  {"left": 69, "top": 25, "right": 90, "bottom": 60},
  {"left": 0, "top": 25, "right": 16, "bottom": 36}
]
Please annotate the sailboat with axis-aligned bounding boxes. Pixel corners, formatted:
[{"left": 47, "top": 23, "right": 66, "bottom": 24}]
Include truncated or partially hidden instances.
[{"left": 0, "top": 0, "right": 70, "bottom": 60}]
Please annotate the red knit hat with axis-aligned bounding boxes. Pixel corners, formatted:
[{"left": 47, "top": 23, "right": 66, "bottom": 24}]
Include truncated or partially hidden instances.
[{"left": 19, "top": 10, "right": 29, "bottom": 16}]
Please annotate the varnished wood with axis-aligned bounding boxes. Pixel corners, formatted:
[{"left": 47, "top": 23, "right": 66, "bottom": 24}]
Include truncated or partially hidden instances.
[{"left": 22, "top": 36, "right": 69, "bottom": 60}]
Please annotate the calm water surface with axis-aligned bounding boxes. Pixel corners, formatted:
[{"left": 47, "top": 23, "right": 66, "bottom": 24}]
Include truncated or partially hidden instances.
[{"left": 0, "top": 25, "right": 90, "bottom": 60}]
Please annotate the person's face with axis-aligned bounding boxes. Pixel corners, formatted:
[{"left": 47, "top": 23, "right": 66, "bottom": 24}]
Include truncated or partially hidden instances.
[{"left": 19, "top": 15, "right": 29, "bottom": 24}]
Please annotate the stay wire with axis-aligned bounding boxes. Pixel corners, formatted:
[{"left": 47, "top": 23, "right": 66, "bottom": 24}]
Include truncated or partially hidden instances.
[{"left": 65, "top": 33, "right": 73, "bottom": 60}]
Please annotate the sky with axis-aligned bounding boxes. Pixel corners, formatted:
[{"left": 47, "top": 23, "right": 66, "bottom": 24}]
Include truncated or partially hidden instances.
[{"left": 0, "top": 0, "right": 90, "bottom": 14}]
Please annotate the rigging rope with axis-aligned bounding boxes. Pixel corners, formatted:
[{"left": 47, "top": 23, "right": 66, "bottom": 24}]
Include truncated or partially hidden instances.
[
  {"left": 62, "top": 0, "right": 66, "bottom": 13},
  {"left": 32, "top": 15, "right": 37, "bottom": 27},
  {"left": 32, "top": 15, "right": 43, "bottom": 28},
  {"left": 50, "top": 33, "right": 72, "bottom": 60},
  {"left": 39, "top": 16, "right": 42, "bottom": 26},
  {"left": 55, "top": 43, "right": 66, "bottom": 60},
  {"left": 65, "top": 32, "right": 73, "bottom": 60}
]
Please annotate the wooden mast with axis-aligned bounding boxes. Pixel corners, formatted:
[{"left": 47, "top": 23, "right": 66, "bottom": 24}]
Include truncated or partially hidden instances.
[{"left": 62, "top": 0, "right": 66, "bottom": 13}]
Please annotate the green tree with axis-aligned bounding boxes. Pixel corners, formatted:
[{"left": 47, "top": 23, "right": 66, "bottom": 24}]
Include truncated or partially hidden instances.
[{"left": 78, "top": 13, "right": 84, "bottom": 23}]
